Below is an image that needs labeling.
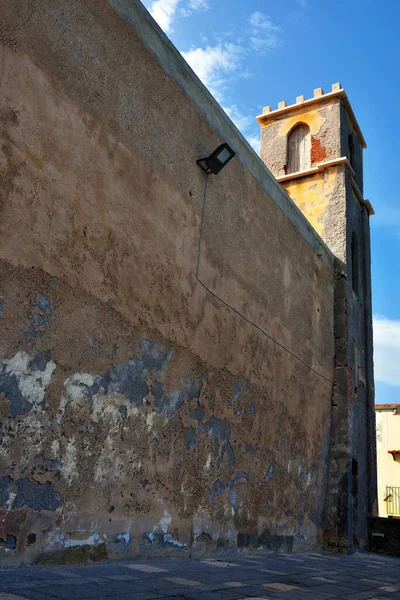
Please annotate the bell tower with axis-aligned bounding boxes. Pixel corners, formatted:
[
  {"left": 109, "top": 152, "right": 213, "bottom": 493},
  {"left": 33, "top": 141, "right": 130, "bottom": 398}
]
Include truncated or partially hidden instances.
[{"left": 257, "top": 84, "right": 377, "bottom": 552}]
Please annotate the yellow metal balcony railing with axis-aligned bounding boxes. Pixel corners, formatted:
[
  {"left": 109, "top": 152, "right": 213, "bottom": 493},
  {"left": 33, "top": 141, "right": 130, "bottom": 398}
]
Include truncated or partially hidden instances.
[{"left": 385, "top": 486, "right": 400, "bottom": 515}]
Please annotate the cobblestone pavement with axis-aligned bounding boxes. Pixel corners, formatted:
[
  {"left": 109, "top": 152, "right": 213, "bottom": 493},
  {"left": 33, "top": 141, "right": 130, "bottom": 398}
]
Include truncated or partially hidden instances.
[{"left": 1, "top": 551, "right": 400, "bottom": 600}]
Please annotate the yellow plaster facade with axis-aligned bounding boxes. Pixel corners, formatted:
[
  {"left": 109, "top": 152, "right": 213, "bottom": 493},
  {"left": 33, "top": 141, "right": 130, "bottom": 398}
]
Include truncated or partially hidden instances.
[
  {"left": 265, "top": 105, "right": 329, "bottom": 137},
  {"left": 375, "top": 405, "right": 400, "bottom": 517},
  {"left": 258, "top": 92, "right": 344, "bottom": 229},
  {"left": 282, "top": 168, "right": 337, "bottom": 236}
]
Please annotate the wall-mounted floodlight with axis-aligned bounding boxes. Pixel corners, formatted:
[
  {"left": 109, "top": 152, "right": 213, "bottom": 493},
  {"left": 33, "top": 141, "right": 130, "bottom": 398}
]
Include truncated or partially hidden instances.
[{"left": 196, "top": 143, "right": 235, "bottom": 175}]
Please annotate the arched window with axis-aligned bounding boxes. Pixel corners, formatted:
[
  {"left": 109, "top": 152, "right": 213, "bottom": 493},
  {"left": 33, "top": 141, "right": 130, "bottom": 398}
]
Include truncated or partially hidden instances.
[
  {"left": 287, "top": 124, "right": 311, "bottom": 174},
  {"left": 349, "top": 134, "right": 356, "bottom": 170},
  {"left": 351, "top": 232, "right": 359, "bottom": 295}
]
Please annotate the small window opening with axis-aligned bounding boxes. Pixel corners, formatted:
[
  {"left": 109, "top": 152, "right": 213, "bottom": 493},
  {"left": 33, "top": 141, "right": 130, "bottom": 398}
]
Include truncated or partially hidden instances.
[
  {"left": 349, "top": 134, "right": 355, "bottom": 170},
  {"left": 287, "top": 124, "right": 311, "bottom": 174},
  {"left": 353, "top": 339, "right": 359, "bottom": 396},
  {"left": 351, "top": 232, "right": 359, "bottom": 295},
  {"left": 352, "top": 458, "right": 358, "bottom": 477},
  {"left": 27, "top": 533, "right": 37, "bottom": 546},
  {"left": 5, "top": 534, "right": 17, "bottom": 550}
]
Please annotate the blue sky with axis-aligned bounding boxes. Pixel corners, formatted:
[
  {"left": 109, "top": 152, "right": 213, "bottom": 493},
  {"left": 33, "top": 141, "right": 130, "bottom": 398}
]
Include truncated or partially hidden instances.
[{"left": 141, "top": 0, "right": 400, "bottom": 404}]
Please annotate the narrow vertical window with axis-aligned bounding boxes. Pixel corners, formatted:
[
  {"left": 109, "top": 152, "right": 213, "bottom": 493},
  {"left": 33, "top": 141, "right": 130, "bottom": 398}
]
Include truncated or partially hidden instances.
[
  {"left": 351, "top": 232, "right": 359, "bottom": 295},
  {"left": 349, "top": 134, "right": 355, "bottom": 170},
  {"left": 352, "top": 458, "right": 359, "bottom": 546},
  {"left": 287, "top": 124, "right": 311, "bottom": 174},
  {"left": 353, "top": 340, "right": 359, "bottom": 395}
]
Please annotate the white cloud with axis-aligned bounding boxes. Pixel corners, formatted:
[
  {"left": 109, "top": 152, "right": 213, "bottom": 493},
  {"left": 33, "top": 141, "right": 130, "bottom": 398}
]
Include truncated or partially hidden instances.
[
  {"left": 374, "top": 316, "right": 400, "bottom": 347},
  {"left": 188, "top": 0, "right": 209, "bottom": 11},
  {"left": 373, "top": 316, "right": 400, "bottom": 387},
  {"left": 223, "top": 104, "right": 252, "bottom": 132},
  {"left": 146, "top": 0, "right": 181, "bottom": 32},
  {"left": 182, "top": 45, "right": 260, "bottom": 145},
  {"left": 182, "top": 43, "right": 244, "bottom": 101},
  {"left": 144, "top": 0, "right": 209, "bottom": 29},
  {"left": 248, "top": 12, "right": 269, "bottom": 28},
  {"left": 144, "top": 3, "right": 276, "bottom": 152},
  {"left": 249, "top": 11, "right": 282, "bottom": 52},
  {"left": 297, "top": 0, "right": 308, "bottom": 8},
  {"left": 182, "top": 36, "right": 267, "bottom": 149}
]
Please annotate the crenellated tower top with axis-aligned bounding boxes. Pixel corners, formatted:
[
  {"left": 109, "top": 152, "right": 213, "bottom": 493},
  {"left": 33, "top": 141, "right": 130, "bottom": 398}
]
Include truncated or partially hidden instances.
[{"left": 257, "top": 83, "right": 366, "bottom": 151}]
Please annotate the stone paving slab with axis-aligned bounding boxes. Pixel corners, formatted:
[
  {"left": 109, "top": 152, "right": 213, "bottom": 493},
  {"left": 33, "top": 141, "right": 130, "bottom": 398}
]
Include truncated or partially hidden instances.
[{"left": 1, "top": 552, "right": 400, "bottom": 600}]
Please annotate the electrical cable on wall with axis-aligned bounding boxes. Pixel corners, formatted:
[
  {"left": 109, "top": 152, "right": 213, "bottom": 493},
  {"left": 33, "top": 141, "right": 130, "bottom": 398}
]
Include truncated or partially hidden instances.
[{"left": 195, "top": 175, "right": 365, "bottom": 407}]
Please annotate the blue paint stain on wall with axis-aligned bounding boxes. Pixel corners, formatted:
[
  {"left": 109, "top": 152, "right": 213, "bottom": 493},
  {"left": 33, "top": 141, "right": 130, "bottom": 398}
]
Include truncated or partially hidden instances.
[
  {"left": 184, "top": 427, "right": 200, "bottom": 449},
  {"left": 0, "top": 351, "right": 53, "bottom": 416},
  {"left": 44, "top": 458, "right": 62, "bottom": 470},
  {"left": 229, "top": 472, "right": 248, "bottom": 508},
  {"left": 24, "top": 314, "right": 48, "bottom": 338},
  {"left": 152, "top": 378, "right": 202, "bottom": 416},
  {"left": 152, "top": 381, "right": 183, "bottom": 416},
  {"left": 266, "top": 464, "right": 278, "bottom": 482},
  {"left": 28, "top": 350, "right": 52, "bottom": 372},
  {"left": 0, "top": 370, "right": 31, "bottom": 417},
  {"left": 0, "top": 477, "right": 62, "bottom": 511},
  {"left": 210, "top": 480, "right": 229, "bottom": 504},
  {"left": 180, "top": 378, "right": 202, "bottom": 400},
  {"left": 24, "top": 293, "right": 54, "bottom": 339},
  {"left": 226, "top": 380, "right": 248, "bottom": 407},
  {"left": 189, "top": 405, "right": 205, "bottom": 422},
  {"left": 200, "top": 417, "right": 235, "bottom": 467},
  {"left": 85, "top": 340, "right": 172, "bottom": 408},
  {"left": 232, "top": 381, "right": 242, "bottom": 406},
  {"left": 55, "top": 10, "right": 71, "bottom": 32},
  {"left": 143, "top": 532, "right": 186, "bottom": 549},
  {"left": 35, "top": 293, "right": 52, "bottom": 313},
  {"left": 0, "top": 300, "right": 3, "bottom": 317},
  {"left": 113, "top": 532, "right": 131, "bottom": 546},
  {"left": 210, "top": 472, "right": 248, "bottom": 507}
]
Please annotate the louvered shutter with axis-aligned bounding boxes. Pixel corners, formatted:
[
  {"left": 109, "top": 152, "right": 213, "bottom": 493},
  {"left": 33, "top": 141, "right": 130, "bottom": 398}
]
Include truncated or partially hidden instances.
[{"left": 287, "top": 124, "right": 311, "bottom": 174}]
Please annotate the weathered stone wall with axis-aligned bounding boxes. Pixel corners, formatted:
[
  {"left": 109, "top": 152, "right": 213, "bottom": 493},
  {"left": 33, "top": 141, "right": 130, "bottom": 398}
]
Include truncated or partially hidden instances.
[
  {"left": 260, "top": 99, "right": 342, "bottom": 179},
  {"left": 259, "top": 90, "right": 376, "bottom": 552},
  {"left": 320, "top": 123, "right": 375, "bottom": 554},
  {"left": 0, "top": 0, "right": 335, "bottom": 563}
]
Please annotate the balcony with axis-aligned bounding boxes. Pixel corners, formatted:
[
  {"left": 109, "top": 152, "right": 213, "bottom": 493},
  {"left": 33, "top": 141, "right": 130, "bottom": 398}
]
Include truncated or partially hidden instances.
[{"left": 385, "top": 486, "right": 400, "bottom": 516}]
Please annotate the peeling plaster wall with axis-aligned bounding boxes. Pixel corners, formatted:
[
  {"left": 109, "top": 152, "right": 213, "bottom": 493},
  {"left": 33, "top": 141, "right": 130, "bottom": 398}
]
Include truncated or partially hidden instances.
[
  {"left": 0, "top": 0, "right": 334, "bottom": 563},
  {"left": 260, "top": 100, "right": 341, "bottom": 178},
  {"left": 260, "top": 100, "right": 348, "bottom": 255},
  {"left": 283, "top": 168, "right": 345, "bottom": 242}
]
